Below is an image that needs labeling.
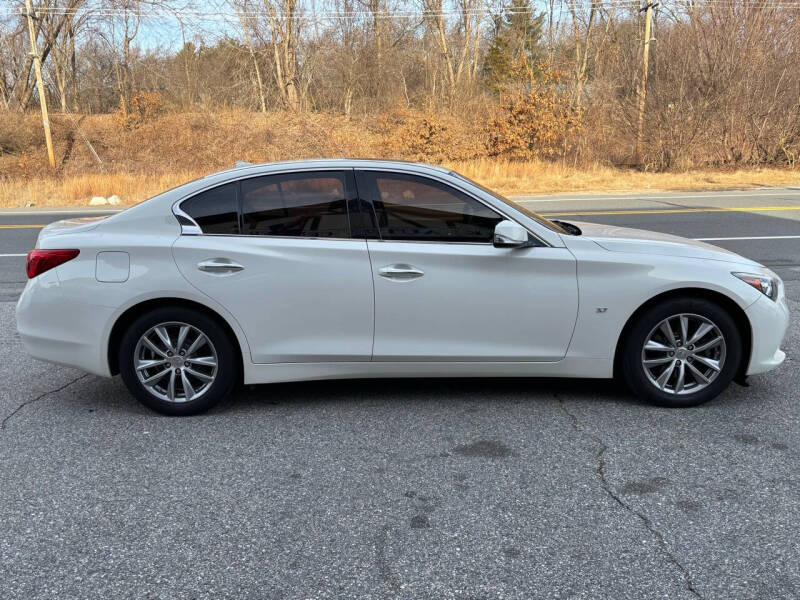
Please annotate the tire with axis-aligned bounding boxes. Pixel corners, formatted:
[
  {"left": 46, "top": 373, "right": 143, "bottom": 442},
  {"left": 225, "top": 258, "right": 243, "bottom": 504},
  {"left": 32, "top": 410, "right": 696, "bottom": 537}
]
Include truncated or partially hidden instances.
[
  {"left": 119, "top": 307, "right": 238, "bottom": 415},
  {"left": 620, "top": 297, "right": 742, "bottom": 408}
]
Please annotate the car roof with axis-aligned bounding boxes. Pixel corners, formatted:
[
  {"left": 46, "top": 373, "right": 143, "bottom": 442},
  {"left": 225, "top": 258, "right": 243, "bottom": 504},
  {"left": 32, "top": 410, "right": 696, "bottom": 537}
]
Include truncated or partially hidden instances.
[{"left": 204, "top": 158, "right": 452, "bottom": 179}]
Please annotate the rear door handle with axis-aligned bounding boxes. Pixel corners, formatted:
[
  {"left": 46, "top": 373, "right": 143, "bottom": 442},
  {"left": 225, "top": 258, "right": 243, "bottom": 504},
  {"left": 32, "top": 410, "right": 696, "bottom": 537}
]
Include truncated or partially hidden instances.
[
  {"left": 378, "top": 264, "right": 425, "bottom": 281},
  {"left": 197, "top": 258, "right": 245, "bottom": 274}
]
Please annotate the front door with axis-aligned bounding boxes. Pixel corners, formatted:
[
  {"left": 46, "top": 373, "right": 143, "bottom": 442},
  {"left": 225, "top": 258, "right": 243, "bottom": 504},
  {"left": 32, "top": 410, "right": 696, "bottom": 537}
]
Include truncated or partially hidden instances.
[{"left": 356, "top": 170, "right": 578, "bottom": 362}]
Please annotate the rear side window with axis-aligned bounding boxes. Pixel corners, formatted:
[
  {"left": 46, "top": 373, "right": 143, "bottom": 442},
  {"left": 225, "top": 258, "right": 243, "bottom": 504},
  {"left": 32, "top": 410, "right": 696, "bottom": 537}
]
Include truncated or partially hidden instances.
[
  {"left": 181, "top": 183, "right": 239, "bottom": 234},
  {"left": 355, "top": 171, "right": 503, "bottom": 242},
  {"left": 241, "top": 172, "right": 351, "bottom": 238}
]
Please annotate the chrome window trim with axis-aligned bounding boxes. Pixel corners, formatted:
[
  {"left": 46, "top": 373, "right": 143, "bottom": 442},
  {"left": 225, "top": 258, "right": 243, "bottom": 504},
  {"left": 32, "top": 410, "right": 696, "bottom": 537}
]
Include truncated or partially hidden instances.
[
  {"left": 364, "top": 239, "right": 497, "bottom": 246},
  {"left": 184, "top": 232, "right": 356, "bottom": 242},
  {"left": 187, "top": 233, "right": 495, "bottom": 246},
  {"left": 172, "top": 164, "right": 552, "bottom": 247},
  {"left": 172, "top": 204, "right": 202, "bottom": 235}
]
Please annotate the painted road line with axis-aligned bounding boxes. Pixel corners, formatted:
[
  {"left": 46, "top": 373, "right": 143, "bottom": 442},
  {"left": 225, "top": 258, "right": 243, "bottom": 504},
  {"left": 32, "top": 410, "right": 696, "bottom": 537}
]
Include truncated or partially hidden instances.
[
  {"left": 694, "top": 235, "right": 800, "bottom": 242},
  {"left": 0, "top": 253, "right": 27, "bottom": 257},
  {"left": 540, "top": 206, "right": 800, "bottom": 217},
  {"left": 515, "top": 189, "right": 800, "bottom": 202},
  {"left": 0, "top": 209, "right": 122, "bottom": 216},
  {"left": 0, "top": 224, "right": 47, "bottom": 229}
]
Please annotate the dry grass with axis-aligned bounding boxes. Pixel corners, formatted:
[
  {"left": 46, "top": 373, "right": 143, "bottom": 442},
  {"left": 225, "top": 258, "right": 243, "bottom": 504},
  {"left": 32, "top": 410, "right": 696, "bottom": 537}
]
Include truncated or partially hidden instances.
[
  {"left": 1, "top": 109, "right": 799, "bottom": 208},
  {"left": 2, "top": 161, "right": 800, "bottom": 208},
  {"left": 0, "top": 171, "right": 206, "bottom": 208},
  {"left": 448, "top": 159, "right": 800, "bottom": 196}
]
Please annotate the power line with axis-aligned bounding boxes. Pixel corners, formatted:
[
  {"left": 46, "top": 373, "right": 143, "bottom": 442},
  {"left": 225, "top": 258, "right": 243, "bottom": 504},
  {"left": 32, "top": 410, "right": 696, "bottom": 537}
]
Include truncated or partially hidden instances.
[
  {"left": 3, "top": 0, "right": 798, "bottom": 21},
  {"left": 18, "top": 0, "right": 800, "bottom": 8},
  {"left": 6, "top": 0, "right": 800, "bottom": 15}
]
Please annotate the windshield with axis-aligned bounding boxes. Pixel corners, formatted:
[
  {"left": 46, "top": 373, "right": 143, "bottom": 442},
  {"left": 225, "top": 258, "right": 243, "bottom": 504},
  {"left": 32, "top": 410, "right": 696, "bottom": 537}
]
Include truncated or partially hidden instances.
[{"left": 449, "top": 172, "right": 569, "bottom": 235}]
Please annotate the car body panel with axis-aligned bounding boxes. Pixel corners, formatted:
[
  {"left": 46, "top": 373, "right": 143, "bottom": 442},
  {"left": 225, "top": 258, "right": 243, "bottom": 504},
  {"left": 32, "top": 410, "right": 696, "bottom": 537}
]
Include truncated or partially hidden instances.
[
  {"left": 17, "top": 201, "right": 253, "bottom": 377},
  {"left": 172, "top": 235, "right": 375, "bottom": 363},
  {"left": 745, "top": 293, "right": 790, "bottom": 375},
  {"left": 558, "top": 234, "right": 767, "bottom": 366},
  {"left": 575, "top": 221, "right": 761, "bottom": 264},
  {"left": 240, "top": 357, "right": 612, "bottom": 386},
  {"left": 367, "top": 240, "right": 578, "bottom": 361}
]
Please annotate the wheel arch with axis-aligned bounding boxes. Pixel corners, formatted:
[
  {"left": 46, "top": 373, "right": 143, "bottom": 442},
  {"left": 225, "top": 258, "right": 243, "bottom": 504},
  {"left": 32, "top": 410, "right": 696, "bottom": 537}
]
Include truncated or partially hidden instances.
[
  {"left": 107, "top": 297, "right": 244, "bottom": 380},
  {"left": 613, "top": 287, "right": 752, "bottom": 383}
]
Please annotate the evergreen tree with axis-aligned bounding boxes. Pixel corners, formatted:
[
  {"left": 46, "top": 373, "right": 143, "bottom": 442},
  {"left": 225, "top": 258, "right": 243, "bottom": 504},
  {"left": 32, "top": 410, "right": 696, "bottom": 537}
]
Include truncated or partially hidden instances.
[{"left": 482, "top": 0, "right": 545, "bottom": 93}]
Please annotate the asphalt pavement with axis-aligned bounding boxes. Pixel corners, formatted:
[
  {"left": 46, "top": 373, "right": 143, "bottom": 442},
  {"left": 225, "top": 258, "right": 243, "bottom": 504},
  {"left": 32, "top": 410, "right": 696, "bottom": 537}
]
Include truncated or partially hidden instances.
[{"left": 0, "top": 190, "right": 798, "bottom": 599}]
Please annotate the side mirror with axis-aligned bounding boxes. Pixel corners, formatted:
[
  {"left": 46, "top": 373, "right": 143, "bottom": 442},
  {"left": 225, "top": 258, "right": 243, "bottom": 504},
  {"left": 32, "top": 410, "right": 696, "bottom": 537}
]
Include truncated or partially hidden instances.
[{"left": 493, "top": 220, "right": 531, "bottom": 248}]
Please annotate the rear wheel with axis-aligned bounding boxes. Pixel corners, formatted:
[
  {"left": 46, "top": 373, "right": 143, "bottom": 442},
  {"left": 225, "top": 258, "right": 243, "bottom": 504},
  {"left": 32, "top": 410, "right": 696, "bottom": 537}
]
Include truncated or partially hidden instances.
[
  {"left": 621, "top": 297, "right": 742, "bottom": 407},
  {"left": 119, "top": 307, "right": 237, "bottom": 415}
]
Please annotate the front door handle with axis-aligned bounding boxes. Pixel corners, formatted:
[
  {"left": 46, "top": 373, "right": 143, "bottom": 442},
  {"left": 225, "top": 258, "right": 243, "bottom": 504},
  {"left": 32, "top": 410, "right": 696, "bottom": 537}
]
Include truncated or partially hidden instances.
[
  {"left": 197, "top": 258, "right": 245, "bottom": 274},
  {"left": 378, "top": 264, "right": 425, "bottom": 281}
]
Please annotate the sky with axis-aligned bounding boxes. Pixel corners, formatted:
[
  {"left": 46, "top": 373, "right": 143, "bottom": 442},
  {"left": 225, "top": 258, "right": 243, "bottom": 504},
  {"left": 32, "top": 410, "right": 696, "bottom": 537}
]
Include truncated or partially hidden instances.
[{"left": 1, "top": 0, "right": 591, "bottom": 53}]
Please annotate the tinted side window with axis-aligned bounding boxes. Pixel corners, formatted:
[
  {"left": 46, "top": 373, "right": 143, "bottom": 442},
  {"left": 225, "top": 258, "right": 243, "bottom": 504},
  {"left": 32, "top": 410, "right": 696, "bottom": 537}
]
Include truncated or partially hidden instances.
[
  {"left": 241, "top": 172, "right": 350, "bottom": 238},
  {"left": 181, "top": 183, "right": 239, "bottom": 234},
  {"left": 356, "top": 171, "right": 503, "bottom": 242}
]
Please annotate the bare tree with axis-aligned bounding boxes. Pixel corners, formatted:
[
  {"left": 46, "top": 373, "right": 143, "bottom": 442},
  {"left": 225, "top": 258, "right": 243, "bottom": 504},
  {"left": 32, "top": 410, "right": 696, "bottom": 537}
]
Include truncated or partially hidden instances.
[
  {"left": 47, "top": 7, "right": 87, "bottom": 111},
  {"left": 8, "top": 0, "right": 85, "bottom": 110},
  {"left": 423, "top": 0, "right": 482, "bottom": 101},
  {"left": 567, "top": 0, "right": 596, "bottom": 109},
  {"left": 261, "top": 0, "right": 301, "bottom": 111},
  {"left": 233, "top": 0, "right": 268, "bottom": 113}
]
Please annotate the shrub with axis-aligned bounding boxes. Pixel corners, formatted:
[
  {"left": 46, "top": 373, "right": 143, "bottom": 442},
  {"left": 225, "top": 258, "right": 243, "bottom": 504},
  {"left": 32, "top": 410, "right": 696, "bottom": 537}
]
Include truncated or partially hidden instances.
[
  {"left": 115, "top": 91, "right": 165, "bottom": 130},
  {"left": 380, "top": 107, "right": 487, "bottom": 162},
  {"left": 487, "top": 62, "right": 582, "bottom": 160}
]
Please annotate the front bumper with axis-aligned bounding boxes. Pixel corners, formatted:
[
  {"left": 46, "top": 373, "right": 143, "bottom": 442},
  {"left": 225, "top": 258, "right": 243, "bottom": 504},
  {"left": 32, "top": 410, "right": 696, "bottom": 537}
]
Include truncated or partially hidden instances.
[{"left": 745, "top": 293, "right": 790, "bottom": 375}]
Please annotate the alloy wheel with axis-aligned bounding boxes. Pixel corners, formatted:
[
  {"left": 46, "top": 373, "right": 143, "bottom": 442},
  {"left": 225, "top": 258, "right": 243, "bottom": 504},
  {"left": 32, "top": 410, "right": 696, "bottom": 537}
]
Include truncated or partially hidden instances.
[
  {"left": 641, "top": 313, "right": 726, "bottom": 395},
  {"left": 134, "top": 321, "right": 219, "bottom": 403}
]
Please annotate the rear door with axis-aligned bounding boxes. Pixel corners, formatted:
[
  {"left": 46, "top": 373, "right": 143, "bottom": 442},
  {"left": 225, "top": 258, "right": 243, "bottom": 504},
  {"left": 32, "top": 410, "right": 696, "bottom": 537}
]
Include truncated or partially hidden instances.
[
  {"left": 356, "top": 169, "right": 579, "bottom": 362},
  {"left": 172, "top": 169, "right": 375, "bottom": 364}
]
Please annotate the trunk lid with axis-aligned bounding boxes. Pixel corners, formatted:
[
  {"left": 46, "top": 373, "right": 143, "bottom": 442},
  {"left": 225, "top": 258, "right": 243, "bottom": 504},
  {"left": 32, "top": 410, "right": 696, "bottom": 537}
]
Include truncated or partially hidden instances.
[{"left": 35, "top": 216, "right": 107, "bottom": 248}]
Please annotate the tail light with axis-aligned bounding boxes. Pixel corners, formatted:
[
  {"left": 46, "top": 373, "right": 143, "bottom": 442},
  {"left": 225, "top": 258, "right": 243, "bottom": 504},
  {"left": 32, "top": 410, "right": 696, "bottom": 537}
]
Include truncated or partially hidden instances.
[{"left": 26, "top": 249, "right": 80, "bottom": 279}]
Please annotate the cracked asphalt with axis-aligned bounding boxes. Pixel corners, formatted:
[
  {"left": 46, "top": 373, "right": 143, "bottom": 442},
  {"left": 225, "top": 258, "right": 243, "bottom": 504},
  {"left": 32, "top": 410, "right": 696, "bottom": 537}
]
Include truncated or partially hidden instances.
[
  {"left": 1, "top": 283, "right": 798, "bottom": 599},
  {"left": 1, "top": 193, "right": 799, "bottom": 599}
]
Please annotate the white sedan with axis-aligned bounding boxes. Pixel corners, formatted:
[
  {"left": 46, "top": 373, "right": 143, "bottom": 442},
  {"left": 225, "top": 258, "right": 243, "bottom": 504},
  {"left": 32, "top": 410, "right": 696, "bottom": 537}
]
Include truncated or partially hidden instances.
[{"left": 16, "top": 160, "right": 789, "bottom": 415}]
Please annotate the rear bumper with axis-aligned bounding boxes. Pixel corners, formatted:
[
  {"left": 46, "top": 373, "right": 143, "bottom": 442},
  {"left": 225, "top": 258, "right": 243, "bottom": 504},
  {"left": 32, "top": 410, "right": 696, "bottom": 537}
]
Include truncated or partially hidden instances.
[
  {"left": 15, "top": 273, "right": 114, "bottom": 377},
  {"left": 745, "top": 294, "right": 789, "bottom": 376}
]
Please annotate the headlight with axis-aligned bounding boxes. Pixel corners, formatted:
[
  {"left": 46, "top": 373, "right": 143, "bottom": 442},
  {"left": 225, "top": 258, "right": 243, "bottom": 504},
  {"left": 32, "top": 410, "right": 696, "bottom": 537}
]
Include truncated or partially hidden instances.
[{"left": 732, "top": 272, "right": 779, "bottom": 301}]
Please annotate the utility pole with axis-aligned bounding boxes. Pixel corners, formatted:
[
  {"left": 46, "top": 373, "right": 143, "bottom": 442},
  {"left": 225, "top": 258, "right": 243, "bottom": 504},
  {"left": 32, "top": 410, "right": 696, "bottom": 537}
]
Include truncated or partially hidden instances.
[
  {"left": 634, "top": 1, "right": 656, "bottom": 166},
  {"left": 24, "top": 0, "right": 56, "bottom": 169}
]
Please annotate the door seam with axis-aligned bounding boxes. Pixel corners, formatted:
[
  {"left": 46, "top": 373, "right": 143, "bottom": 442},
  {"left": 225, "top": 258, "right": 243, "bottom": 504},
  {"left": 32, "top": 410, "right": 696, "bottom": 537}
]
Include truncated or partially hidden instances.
[{"left": 365, "top": 239, "right": 377, "bottom": 362}]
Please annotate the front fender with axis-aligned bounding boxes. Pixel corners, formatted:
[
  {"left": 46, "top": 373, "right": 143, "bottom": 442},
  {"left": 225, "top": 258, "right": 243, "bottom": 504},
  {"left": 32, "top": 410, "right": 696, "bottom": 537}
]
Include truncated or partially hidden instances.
[{"left": 565, "top": 240, "right": 762, "bottom": 361}]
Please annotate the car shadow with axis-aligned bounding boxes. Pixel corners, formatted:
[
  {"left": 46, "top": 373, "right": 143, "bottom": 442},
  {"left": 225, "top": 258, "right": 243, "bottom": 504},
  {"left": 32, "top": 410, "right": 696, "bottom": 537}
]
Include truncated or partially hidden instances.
[
  {"left": 78, "top": 371, "right": 764, "bottom": 417},
  {"left": 217, "top": 376, "right": 641, "bottom": 415}
]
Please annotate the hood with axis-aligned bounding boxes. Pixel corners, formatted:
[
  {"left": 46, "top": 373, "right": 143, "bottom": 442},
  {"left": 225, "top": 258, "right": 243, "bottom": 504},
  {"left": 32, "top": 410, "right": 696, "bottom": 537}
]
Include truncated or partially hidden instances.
[{"left": 568, "top": 220, "right": 759, "bottom": 266}]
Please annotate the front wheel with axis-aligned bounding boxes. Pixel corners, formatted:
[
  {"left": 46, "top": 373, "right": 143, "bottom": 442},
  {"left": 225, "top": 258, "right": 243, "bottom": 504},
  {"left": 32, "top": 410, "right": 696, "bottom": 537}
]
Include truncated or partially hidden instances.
[
  {"left": 620, "top": 297, "right": 742, "bottom": 408},
  {"left": 119, "top": 307, "right": 238, "bottom": 415}
]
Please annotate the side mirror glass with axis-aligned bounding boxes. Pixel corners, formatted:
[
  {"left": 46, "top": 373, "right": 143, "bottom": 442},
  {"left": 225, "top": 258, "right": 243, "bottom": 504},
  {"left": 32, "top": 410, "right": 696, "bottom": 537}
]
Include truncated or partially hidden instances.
[{"left": 493, "top": 220, "right": 530, "bottom": 248}]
